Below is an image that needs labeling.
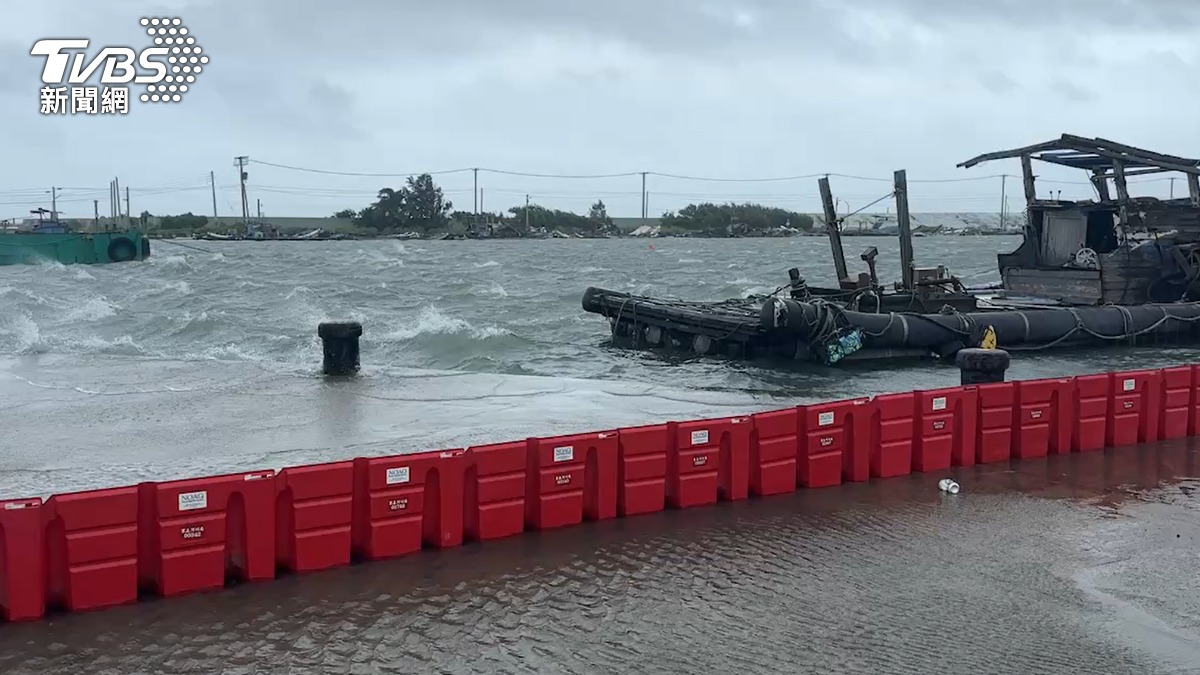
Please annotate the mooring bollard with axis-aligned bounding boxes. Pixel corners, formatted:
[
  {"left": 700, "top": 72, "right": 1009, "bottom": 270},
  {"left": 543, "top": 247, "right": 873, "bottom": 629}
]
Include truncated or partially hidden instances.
[
  {"left": 955, "top": 347, "right": 1010, "bottom": 385},
  {"left": 318, "top": 321, "right": 363, "bottom": 376}
]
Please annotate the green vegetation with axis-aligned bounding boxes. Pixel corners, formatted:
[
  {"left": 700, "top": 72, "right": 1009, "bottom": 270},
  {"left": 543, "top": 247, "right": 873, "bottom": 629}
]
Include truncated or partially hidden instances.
[
  {"left": 338, "top": 173, "right": 813, "bottom": 237},
  {"left": 659, "top": 203, "right": 814, "bottom": 236}
]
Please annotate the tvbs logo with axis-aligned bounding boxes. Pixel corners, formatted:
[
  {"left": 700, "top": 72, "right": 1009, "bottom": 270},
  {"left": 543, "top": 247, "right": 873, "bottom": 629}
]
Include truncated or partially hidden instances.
[{"left": 31, "top": 18, "right": 208, "bottom": 115}]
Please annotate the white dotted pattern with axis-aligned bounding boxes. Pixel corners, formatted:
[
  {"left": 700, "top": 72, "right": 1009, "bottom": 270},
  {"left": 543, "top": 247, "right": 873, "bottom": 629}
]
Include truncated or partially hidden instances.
[{"left": 139, "top": 17, "right": 208, "bottom": 104}]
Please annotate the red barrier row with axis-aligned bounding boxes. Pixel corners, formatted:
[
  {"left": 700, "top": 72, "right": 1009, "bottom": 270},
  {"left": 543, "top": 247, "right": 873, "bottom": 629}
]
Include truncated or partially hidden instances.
[{"left": 3, "top": 365, "right": 1199, "bottom": 622}]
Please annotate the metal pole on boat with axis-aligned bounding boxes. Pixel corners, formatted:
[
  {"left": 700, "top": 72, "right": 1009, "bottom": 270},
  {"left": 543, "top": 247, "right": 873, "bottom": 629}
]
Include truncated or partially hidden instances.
[
  {"left": 50, "top": 187, "right": 58, "bottom": 222},
  {"left": 999, "top": 175, "right": 1007, "bottom": 229},
  {"left": 125, "top": 187, "right": 130, "bottom": 224},
  {"left": 93, "top": 200, "right": 99, "bottom": 230},
  {"left": 210, "top": 171, "right": 218, "bottom": 224}
]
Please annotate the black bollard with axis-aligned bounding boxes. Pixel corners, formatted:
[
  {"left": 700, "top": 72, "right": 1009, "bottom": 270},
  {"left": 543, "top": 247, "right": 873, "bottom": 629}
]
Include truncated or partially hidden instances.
[
  {"left": 318, "top": 321, "right": 363, "bottom": 376},
  {"left": 955, "top": 347, "right": 1010, "bottom": 385}
]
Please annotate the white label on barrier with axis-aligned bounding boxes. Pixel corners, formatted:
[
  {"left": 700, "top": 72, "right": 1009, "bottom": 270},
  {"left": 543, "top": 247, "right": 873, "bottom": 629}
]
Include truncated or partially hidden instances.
[
  {"left": 181, "top": 526, "right": 205, "bottom": 540},
  {"left": 553, "top": 446, "right": 574, "bottom": 462},
  {"left": 818, "top": 412, "right": 835, "bottom": 427},
  {"left": 4, "top": 502, "right": 29, "bottom": 510},
  {"left": 555, "top": 474, "right": 571, "bottom": 485},
  {"left": 820, "top": 437, "right": 834, "bottom": 446},
  {"left": 1123, "top": 378, "right": 1135, "bottom": 392},
  {"left": 178, "top": 490, "right": 207, "bottom": 512},
  {"left": 386, "top": 467, "right": 411, "bottom": 485},
  {"left": 693, "top": 455, "right": 708, "bottom": 467},
  {"left": 1031, "top": 410, "right": 1042, "bottom": 420},
  {"left": 388, "top": 498, "right": 408, "bottom": 511},
  {"left": 932, "top": 397, "right": 947, "bottom": 411},
  {"left": 691, "top": 430, "right": 709, "bottom": 446}
]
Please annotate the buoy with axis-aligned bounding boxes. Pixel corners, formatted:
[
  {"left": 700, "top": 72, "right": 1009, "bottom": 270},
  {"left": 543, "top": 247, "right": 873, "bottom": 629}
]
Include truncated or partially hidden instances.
[
  {"left": 648, "top": 243, "right": 654, "bottom": 250},
  {"left": 937, "top": 478, "right": 960, "bottom": 494}
]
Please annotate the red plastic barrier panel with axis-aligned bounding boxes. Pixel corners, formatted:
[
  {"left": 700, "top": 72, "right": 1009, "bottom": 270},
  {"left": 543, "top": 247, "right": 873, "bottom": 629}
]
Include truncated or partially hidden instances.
[
  {"left": 527, "top": 431, "right": 617, "bottom": 529},
  {"left": 1159, "top": 365, "right": 1195, "bottom": 440},
  {"left": 749, "top": 409, "right": 799, "bottom": 496},
  {"left": 914, "top": 387, "right": 978, "bottom": 472},
  {"left": 352, "top": 450, "right": 465, "bottom": 561},
  {"left": 137, "top": 470, "right": 276, "bottom": 598},
  {"left": 463, "top": 441, "right": 526, "bottom": 541},
  {"left": 1011, "top": 378, "right": 1073, "bottom": 459},
  {"left": 799, "top": 398, "right": 870, "bottom": 488},
  {"left": 1191, "top": 365, "right": 1200, "bottom": 438},
  {"left": 276, "top": 461, "right": 354, "bottom": 573},
  {"left": 1107, "top": 370, "right": 1160, "bottom": 448},
  {"left": 0, "top": 498, "right": 44, "bottom": 622},
  {"left": 1073, "top": 374, "right": 1109, "bottom": 452},
  {"left": 975, "top": 383, "right": 1014, "bottom": 464},
  {"left": 670, "top": 417, "right": 751, "bottom": 508},
  {"left": 43, "top": 486, "right": 139, "bottom": 612},
  {"left": 616, "top": 424, "right": 669, "bottom": 516},
  {"left": 870, "top": 393, "right": 915, "bottom": 478}
]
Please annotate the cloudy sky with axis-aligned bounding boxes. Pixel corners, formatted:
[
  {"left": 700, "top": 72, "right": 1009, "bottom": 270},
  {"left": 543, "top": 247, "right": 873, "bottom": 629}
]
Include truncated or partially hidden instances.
[{"left": 2, "top": 0, "right": 1197, "bottom": 221}]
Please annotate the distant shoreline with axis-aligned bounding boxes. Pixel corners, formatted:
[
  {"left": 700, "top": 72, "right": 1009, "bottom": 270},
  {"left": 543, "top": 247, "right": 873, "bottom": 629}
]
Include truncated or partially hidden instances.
[{"left": 159, "top": 229, "right": 1023, "bottom": 242}]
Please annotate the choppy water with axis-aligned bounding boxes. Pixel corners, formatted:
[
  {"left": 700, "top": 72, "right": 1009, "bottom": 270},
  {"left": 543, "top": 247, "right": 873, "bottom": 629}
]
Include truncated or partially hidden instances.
[{"left": 2, "top": 238, "right": 1200, "bottom": 672}]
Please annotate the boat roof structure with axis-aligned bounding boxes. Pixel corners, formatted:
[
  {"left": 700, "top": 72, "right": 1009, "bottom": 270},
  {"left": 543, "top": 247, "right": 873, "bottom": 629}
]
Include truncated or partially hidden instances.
[{"left": 957, "top": 134, "right": 1200, "bottom": 177}]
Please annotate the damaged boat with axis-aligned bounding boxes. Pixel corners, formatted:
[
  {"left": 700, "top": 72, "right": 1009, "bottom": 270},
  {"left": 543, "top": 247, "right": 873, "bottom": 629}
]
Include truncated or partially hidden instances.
[{"left": 582, "top": 135, "right": 1200, "bottom": 365}]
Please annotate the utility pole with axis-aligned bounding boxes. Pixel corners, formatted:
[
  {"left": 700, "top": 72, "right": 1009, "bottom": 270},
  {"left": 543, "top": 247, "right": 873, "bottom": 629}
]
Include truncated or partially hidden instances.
[
  {"left": 114, "top": 177, "right": 122, "bottom": 221},
  {"left": 1170, "top": 176, "right": 1177, "bottom": 199},
  {"left": 234, "top": 155, "right": 249, "bottom": 224},
  {"left": 210, "top": 170, "right": 218, "bottom": 223},
  {"left": 125, "top": 186, "right": 130, "bottom": 223},
  {"left": 50, "top": 186, "right": 59, "bottom": 221},
  {"left": 479, "top": 189, "right": 484, "bottom": 213},
  {"left": 525, "top": 194, "right": 530, "bottom": 230},
  {"left": 640, "top": 172, "right": 647, "bottom": 221},
  {"left": 256, "top": 198, "right": 262, "bottom": 220},
  {"left": 473, "top": 168, "right": 479, "bottom": 214},
  {"left": 999, "top": 174, "right": 1007, "bottom": 229},
  {"left": 93, "top": 199, "right": 99, "bottom": 231}
]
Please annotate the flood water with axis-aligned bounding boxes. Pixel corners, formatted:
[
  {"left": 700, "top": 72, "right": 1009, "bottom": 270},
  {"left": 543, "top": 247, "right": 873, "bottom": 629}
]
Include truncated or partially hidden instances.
[
  {"left": 3, "top": 238, "right": 1200, "bottom": 673},
  {"left": 2, "top": 441, "right": 1198, "bottom": 674}
]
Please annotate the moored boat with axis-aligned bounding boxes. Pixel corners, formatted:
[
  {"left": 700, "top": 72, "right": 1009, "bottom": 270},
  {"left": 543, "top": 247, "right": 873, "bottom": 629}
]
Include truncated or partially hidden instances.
[{"left": 0, "top": 219, "right": 150, "bottom": 266}]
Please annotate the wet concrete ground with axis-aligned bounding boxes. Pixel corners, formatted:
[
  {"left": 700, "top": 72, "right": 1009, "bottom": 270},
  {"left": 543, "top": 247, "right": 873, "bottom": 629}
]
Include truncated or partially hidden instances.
[{"left": 2, "top": 440, "right": 1198, "bottom": 675}]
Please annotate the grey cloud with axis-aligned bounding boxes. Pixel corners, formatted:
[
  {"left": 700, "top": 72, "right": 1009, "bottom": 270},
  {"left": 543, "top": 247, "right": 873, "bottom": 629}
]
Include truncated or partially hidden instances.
[{"left": 0, "top": 0, "right": 1196, "bottom": 219}]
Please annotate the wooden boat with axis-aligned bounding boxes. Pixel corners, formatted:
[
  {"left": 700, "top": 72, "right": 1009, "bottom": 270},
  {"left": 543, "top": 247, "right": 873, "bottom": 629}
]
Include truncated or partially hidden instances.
[{"left": 583, "top": 135, "right": 1200, "bottom": 365}]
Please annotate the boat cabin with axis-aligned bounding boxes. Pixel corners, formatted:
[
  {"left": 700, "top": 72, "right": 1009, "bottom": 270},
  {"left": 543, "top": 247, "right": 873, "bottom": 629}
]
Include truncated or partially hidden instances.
[{"left": 958, "top": 134, "right": 1200, "bottom": 305}]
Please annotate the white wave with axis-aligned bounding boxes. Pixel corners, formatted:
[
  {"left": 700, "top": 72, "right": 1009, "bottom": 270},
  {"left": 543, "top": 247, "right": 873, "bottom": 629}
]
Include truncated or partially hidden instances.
[
  {"left": 380, "top": 305, "right": 510, "bottom": 341},
  {"left": 473, "top": 260, "right": 502, "bottom": 268}
]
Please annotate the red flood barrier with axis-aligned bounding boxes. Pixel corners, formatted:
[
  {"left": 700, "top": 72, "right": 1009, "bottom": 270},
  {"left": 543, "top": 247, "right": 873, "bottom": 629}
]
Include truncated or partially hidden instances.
[
  {"left": 137, "top": 470, "right": 276, "bottom": 598},
  {"left": 1108, "top": 370, "right": 1160, "bottom": 448},
  {"left": 1158, "top": 365, "right": 1195, "bottom": 440},
  {"left": 974, "top": 383, "right": 1013, "bottom": 464},
  {"left": 44, "top": 486, "right": 139, "bottom": 612},
  {"left": 1011, "top": 378, "right": 1073, "bottom": 459},
  {"left": 749, "top": 409, "right": 799, "bottom": 496},
  {"left": 616, "top": 424, "right": 669, "bottom": 516},
  {"left": 0, "top": 498, "right": 44, "bottom": 621},
  {"left": 352, "top": 450, "right": 465, "bottom": 561},
  {"left": 799, "top": 398, "right": 869, "bottom": 488},
  {"left": 669, "top": 417, "right": 750, "bottom": 508},
  {"left": 527, "top": 431, "right": 618, "bottom": 530},
  {"left": 868, "top": 393, "right": 915, "bottom": 478},
  {"left": 276, "top": 461, "right": 354, "bottom": 573},
  {"left": 463, "top": 441, "right": 526, "bottom": 541},
  {"left": 915, "top": 387, "right": 978, "bottom": 471},
  {"left": 1073, "top": 374, "right": 1110, "bottom": 452}
]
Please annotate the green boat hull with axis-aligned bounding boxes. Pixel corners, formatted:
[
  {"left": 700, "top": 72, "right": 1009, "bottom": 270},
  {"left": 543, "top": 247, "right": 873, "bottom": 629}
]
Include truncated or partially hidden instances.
[{"left": 0, "top": 231, "right": 150, "bottom": 266}]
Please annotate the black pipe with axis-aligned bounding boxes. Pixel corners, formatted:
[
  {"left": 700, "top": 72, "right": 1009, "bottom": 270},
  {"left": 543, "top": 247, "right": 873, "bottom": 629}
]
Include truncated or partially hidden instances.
[{"left": 760, "top": 297, "right": 1200, "bottom": 351}]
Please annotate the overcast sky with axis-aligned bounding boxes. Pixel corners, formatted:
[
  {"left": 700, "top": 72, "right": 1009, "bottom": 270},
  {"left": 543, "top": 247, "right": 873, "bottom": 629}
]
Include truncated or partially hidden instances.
[{"left": 2, "top": 0, "right": 1198, "bottom": 220}]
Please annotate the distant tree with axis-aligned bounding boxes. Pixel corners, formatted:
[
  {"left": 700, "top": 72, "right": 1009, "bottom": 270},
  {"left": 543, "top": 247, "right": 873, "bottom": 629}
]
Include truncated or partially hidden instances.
[
  {"left": 354, "top": 174, "right": 453, "bottom": 232},
  {"left": 659, "top": 202, "right": 813, "bottom": 235},
  {"left": 139, "top": 210, "right": 152, "bottom": 227},
  {"left": 333, "top": 208, "right": 356, "bottom": 219},
  {"left": 158, "top": 212, "right": 209, "bottom": 230},
  {"left": 587, "top": 200, "right": 616, "bottom": 234}
]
